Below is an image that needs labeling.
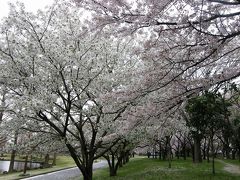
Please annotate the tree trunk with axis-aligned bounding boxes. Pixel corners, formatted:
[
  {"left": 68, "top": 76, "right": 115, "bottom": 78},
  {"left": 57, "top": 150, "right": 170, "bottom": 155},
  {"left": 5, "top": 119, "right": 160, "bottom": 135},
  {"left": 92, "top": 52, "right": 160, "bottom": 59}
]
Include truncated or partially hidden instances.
[
  {"left": 211, "top": 134, "right": 215, "bottom": 175},
  {"left": 203, "top": 138, "right": 206, "bottom": 160},
  {"left": 166, "top": 136, "right": 172, "bottom": 168},
  {"left": 183, "top": 143, "right": 186, "bottom": 160},
  {"left": 42, "top": 153, "right": 50, "bottom": 168},
  {"left": 52, "top": 153, "right": 57, "bottom": 166},
  {"left": 8, "top": 149, "right": 16, "bottom": 172},
  {"left": 238, "top": 146, "right": 240, "bottom": 162},
  {"left": 8, "top": 132, "right": 18, "bottom": 172},
  {"left": 105, "top": 154, "right": 120, "bottom": 177},
  {"left": 193, "top": 135, "right": 202, "bottom": 163},
  {"left": 223, "top": 143, "right": 230, "bottom": 159},
  {"left": 232, "top": 150, "right": 236, "bottom": 160},
  {"left": 187, "top": 147, "right": 190, "bottom": 157},
  {"left": 191, "top": 144, "right": 194, "bottom": 162},
  {"left": 176, "top": 140, "right": 180, "bottom": 159},
  {"left": 45, "top": 154, "right": 50, "bottom": 164},
  {"left": 110, "top": 167, "right": 117, "bottom": 176},
  {"left": 119, "top": 158, "right": 123, "bottom": 167},
  {"left": 66, "top": 143, "right": 94, "bottom": 180},
  {"left": 125, "top": 151, "right": 130, "bottom": 162},
  {"left": 122, "top": 151, "right": 128, "bottom": 165},
  {"left": 82, "top": 165, "right": 93, "bottom": 180},
  {"left": 29, "top": 155, "right": 32, "bottom": 169},
  {"left": 23, "top": 155, "right": 28, "bottom": 175},
  {"left": 159, "top": 142, "right": 162, "bottom": 160},
  {"left": 207, "top": 139, "right": 210, "bottom": 163}
]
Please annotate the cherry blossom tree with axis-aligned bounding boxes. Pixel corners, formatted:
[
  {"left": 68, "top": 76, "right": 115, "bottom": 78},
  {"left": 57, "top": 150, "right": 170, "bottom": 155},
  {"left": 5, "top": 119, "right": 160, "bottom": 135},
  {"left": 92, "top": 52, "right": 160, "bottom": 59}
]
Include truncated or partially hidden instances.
[
  {"left": 76, "top": 0, "right": 240, "bottom": 107},
  {"left": 0, "top": 1, "right": 139, "bottom": 180},
  {"left": 0, "top": 1, "right": 239, "bottom": 178},
  {"left": 0, "top": 87, "right": 7, "bottom": 156},
  {"left": 75, "top": 1, "right": 240, "bottom": 167}
]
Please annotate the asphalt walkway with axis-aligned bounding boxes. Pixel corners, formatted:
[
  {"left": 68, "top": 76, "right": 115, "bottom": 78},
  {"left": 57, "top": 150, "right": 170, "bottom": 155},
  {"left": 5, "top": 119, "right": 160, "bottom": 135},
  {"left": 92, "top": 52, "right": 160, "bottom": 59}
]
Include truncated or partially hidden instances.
[{"left": 22, "top": 160, "right": 107, "bottom": 180}]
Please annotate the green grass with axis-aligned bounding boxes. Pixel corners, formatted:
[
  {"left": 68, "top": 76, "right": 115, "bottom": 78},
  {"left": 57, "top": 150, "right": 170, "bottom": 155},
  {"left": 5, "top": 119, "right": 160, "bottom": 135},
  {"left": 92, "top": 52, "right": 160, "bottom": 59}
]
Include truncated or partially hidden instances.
[
  {"left": 73, "top": 157, "right": 240, "bottom": 180},
  {"left": 0, "top": 155, "right": 76, "bottom": 180},
  {"left": 2, "top": 156, "right": 240, "bottom": 180}
]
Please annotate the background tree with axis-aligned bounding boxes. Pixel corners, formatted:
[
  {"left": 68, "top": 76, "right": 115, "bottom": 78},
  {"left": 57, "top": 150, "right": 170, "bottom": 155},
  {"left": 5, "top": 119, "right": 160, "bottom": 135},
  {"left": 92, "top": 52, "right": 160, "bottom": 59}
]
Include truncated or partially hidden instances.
[{"left": 185, "top": 91, "right": 231, "bottom": 173}]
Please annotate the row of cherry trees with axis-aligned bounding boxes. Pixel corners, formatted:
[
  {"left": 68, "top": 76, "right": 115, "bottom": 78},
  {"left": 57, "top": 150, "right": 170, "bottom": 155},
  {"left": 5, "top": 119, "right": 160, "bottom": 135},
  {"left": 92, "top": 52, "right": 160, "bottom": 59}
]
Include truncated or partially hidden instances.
[
  {"left": 144, "top": 84, "right": 240, "bottom": 174},
  {"left": 0, "top": 0, "right": 239, "bottom": 179}
]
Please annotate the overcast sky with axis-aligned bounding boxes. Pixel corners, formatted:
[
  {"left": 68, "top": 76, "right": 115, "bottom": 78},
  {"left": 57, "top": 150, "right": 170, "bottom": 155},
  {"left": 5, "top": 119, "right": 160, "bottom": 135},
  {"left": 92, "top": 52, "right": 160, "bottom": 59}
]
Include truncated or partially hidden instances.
[{"left": 0, "top": 0, "right": 54, "bottom": 20}]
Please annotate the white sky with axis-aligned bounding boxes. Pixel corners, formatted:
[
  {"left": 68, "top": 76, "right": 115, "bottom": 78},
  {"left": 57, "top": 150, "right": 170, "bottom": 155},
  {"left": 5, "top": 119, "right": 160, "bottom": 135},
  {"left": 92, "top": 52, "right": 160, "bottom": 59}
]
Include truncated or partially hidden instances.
[{"left": 0, "top": 0, "right": 54, "bottom": 20}]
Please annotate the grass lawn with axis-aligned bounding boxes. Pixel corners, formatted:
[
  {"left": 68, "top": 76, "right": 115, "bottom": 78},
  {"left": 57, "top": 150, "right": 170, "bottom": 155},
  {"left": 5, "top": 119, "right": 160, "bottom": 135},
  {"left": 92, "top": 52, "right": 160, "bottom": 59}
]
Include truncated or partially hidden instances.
[
  {"left": 0, "top": 155, "right": 76, "bottom": 180},
  {"left": 73, "top": 157, "right": 240, "bottom": 180}
]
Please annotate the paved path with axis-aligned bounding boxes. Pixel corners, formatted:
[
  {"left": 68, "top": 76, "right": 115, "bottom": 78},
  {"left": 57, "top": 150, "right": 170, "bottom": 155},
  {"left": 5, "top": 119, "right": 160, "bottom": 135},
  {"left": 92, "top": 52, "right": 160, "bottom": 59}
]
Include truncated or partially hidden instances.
[
  {"left": 22, "top": 160, "right": 107, "bottom": 180},
  {"left": 217, "top": 159, "right": 240, "bottom": 175}
]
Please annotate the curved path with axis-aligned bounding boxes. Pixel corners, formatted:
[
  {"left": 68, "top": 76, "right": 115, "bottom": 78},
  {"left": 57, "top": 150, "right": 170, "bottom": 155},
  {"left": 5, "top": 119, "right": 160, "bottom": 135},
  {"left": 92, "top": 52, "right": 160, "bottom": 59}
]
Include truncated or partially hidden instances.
[
  {"left": 217, "top": 159, "right": 240, "bottom": 175},
  {"left": 22, "top": 160, "right": 107, "bottom": 180}
]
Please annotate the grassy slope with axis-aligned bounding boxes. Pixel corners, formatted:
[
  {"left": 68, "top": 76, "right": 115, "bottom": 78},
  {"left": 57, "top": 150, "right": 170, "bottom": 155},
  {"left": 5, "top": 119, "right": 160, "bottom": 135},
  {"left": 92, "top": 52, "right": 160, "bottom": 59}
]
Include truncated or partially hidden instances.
[
  {"left": 0, "top": 155, "right": 76, "bottom": 180},
  {"left": 90, "top": 157, "right": 240, "bottom": 180}
]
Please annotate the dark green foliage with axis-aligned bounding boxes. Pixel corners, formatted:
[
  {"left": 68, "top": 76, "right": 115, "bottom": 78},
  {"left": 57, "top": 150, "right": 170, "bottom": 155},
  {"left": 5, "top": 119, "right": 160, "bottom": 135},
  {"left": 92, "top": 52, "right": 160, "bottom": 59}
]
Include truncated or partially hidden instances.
[{"left": 185, "top": 92, "right": 231, "bottom": 136}]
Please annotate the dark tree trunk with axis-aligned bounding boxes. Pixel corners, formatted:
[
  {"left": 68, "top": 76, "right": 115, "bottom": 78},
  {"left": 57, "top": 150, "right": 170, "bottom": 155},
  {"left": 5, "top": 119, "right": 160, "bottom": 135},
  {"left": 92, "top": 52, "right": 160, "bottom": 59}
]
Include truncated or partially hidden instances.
[
  {"left": 159, "top": 142, "right": 162, "bottom": 160},
  {"left": 45, "top": 154, "right": 50, "bottom": 164},
  {"left": 52, "top": 153, "right": 57, "bottom": 166},
  {"left": 166, "top": 136, "right": 172, "bottom": 168},
  {"left": 183, "top": 144, "right": 186, "bottom": 160},
  {"left": 176, "top": 139, "right": 180, "bottom": 159},
  {"left": 153, "top": 145, "right": 156, "bottom": 159},
  {"left": 110, "top": 167, "right": 117, "bottom": 176},
  {"left": 187, "top": 147, "right": 190, "bottom": 157},
  {"left": 191, "top": 144, "right": 194, "bottom": 162},
  {"left": 203, "top": 149, "right": 206, "bottom": 160},
  {"left": 42, "top": 153, "right": 50, "bottom": 168},
  {"left": 211, "top": 134, "right": 215, "bottom": 175},
  {"left": 232, "top": 150, "right": 236, "bottom": 160},
  {"left": 105, "top": 154, "right": 120, "bottom": 177},
  {"left": 119, "top": 158, "right": 123, "bottom": 167},
  {"left": 193, "top": 135, "right": 202, "bottom": 163},
  {"left": 238, "top": 146, "right": 240, "bottom": 162},
  {"left": 66, "top": 143, "right": 94, "bottom": 180},
  {"left": 203, "top": 138, "right": 207, "bottom": 160},
  {"left": 122, "top": 153, "right": 126, "bottom": 165},
  {"left": 126, "top": 151, "right": 130, "bottom": 162},
  {"left": 163, "top": 139, "right": 168, "bottom": 161},
  {"left": 82, "top": 163, "right": 93, "bottom": 180},
  {"left": 207, "top": 139, "right": 210, "bottom": 163},
  {"left": 223, "top": 143, "right": 230, "bottom": 159},
  {"left": 8, "top": 132, "right": 18, "bottom": 172},
  {"left": 23, "top": 155, "right": 28, "bottom": 175},
  {"left": 8, "top": 149, "right": 16, "bottom": 172},
  {"left": 29, "top": 155, "right": 32, "bottom": 169},
  {"left": 162, "top": 149, "right": 166, "bottom": 160}
]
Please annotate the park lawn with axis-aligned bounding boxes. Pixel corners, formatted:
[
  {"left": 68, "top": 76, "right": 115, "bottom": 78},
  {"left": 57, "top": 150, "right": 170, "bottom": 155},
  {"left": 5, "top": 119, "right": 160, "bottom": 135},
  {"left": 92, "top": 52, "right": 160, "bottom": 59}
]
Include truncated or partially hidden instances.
[
  {"left": 89, "top": 157, "right": 240, "bottom": 180},
  {"left": 0, "top": 155, "right": 76, "bottom": 180}
]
